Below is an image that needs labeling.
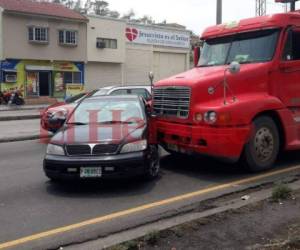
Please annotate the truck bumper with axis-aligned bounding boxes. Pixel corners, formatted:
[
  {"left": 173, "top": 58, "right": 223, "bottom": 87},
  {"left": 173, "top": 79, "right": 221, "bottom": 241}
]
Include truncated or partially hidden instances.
[{"left": 156, "top": 120, "right": 251, "bottom": 162}]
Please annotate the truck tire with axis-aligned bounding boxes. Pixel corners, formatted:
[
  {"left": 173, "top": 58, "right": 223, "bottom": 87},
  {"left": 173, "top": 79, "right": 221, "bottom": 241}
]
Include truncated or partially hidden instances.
[{"left": 242, "top": 116, "right": 279, "bottom": 172}]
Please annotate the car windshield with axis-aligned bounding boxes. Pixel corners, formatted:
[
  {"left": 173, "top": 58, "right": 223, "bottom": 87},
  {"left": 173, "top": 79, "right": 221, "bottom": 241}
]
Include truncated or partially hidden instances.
[
  {"left": 67, "top": 98, "right": 144, "bottom": 125},
  {"left": 92, "top": 88, "right": 111, "bottom": 96},
  {"left": 65, "top": 92, "right": 86, "bottom": 104},
  {"left": 198, "top": 29, "right": 280, "bottom": 67}
]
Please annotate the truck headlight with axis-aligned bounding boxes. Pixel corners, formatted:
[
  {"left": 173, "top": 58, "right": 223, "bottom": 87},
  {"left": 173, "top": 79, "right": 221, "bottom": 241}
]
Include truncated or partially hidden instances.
[
  {"left": 121, "top": 140, "right": 147, "bottom": 153},
  {"left": 204, "top": 111, "right": 217, "bottom": 124},
  {"left": 46, "top": 144, "right": 65, "bottom": 155}
]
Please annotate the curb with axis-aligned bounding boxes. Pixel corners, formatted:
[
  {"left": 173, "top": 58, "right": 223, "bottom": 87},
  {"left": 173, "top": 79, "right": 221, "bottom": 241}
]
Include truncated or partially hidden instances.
[
  {"left": 68, "top": 179, "right": 300, "bottom": 250},
  {"left": 0, "top": 107, "right": 47, "bottom": 112},
  {"left": 0, "top": 134, "right": 50, "bottom": 143},
  {"left": 0, "top": 115, "right": 40, "bottom": 121}
]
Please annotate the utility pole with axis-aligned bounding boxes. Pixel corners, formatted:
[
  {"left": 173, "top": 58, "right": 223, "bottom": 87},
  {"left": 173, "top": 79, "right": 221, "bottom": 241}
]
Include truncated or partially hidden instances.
[
  {"left": 256, "top": 0, "right": 267, "bottom": 16},
  {"left": 216, "top": 0, "right": 222, "bottom": 24},
  {"left": 275, "top": 0, "right": 299, "bottom": 12},
  {"left": 291, "top": 0, "right": 296, "bottom": 10}
]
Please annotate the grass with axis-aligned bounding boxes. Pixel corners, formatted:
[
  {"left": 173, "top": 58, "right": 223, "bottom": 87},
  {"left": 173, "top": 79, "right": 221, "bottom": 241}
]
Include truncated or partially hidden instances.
[
  {"left": 271, "top": 183, "right": 292, "bottom": 202},
  {"left": 144, "top": 230, "right": 160, "bottom": 246},
  {"left": 107, "top": 230, "right": 161, "bottom": 250}
]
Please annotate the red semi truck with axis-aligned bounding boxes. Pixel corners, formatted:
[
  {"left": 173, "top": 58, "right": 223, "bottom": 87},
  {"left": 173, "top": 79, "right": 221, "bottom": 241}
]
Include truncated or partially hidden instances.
[{"left": 152, "top": 12, "right": 300, "bottom": 172}]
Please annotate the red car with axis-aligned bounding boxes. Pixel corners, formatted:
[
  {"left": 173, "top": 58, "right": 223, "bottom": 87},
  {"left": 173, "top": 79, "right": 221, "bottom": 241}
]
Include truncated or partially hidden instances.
[{"left": 41, "top": 92, "right": 88, "bottom": 132}]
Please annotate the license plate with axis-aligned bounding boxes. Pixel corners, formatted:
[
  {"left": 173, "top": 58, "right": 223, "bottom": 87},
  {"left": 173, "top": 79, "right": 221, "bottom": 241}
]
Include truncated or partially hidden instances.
[
  {"left": 167, "top": 143, "right": 179, "bottom": 152},
  {"left": 80, "top": 167, "right": 102, "bottom": 178}
]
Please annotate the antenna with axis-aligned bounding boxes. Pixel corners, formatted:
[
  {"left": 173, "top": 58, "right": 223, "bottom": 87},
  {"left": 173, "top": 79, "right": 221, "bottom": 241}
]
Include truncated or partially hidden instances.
[{"left": 256, "top": 0, "right": 267, "bottom": 16}]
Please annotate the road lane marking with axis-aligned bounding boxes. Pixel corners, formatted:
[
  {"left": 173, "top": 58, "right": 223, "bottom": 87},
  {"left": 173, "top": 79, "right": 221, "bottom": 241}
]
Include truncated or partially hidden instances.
[{"left": 1, "top": 165, "right": 300, "bottom": 249}]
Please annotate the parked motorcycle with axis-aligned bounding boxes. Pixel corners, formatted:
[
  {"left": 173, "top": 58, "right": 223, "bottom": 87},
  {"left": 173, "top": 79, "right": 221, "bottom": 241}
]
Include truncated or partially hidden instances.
[
  {"left": 0, "top": 91, "right": 12, "bottom": 104},
  {"left": 8, "top": 90, "right": 25, "bottom": 105}
]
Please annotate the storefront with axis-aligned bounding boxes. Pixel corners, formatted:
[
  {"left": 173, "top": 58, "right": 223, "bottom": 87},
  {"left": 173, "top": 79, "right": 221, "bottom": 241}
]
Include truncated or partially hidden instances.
[{"left": 0, "top": 59, "right": 84, "bottom": 99}]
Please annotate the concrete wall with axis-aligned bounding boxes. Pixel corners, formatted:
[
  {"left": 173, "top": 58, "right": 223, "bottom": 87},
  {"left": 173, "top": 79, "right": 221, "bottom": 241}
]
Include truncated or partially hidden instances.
[
  {"left": 2, "top": 13, "right": 87, "bottom": 62},
  {"left": 87, "top": 15, "right": 125, "bottom": 63}
]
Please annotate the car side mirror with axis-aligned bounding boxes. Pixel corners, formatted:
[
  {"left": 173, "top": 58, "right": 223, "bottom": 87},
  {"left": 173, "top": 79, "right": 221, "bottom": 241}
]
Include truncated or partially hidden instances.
[
  {"left": 228, "top": 61, "right": 240, "bottom": 74},
  {"left": 48, "top": 110, "right": 67, "bottom": 133}
]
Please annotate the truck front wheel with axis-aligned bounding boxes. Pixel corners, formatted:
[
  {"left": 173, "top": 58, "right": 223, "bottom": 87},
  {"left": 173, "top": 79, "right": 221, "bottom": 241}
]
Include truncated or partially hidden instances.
[{"left": 242, "top": 116, "right": 279, "bottom": 172}]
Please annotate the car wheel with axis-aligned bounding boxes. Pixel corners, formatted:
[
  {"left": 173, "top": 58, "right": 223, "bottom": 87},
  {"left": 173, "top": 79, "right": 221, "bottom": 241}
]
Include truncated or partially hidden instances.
[
  {"left": 145, "top": 145, "right": 160, "bottom": 180},
  {"left": 241, "top": 116, "right": 279, "bottom": 172}
]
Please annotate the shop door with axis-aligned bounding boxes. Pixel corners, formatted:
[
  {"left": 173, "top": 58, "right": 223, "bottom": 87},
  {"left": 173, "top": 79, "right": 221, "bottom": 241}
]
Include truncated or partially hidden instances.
[{"left": 39, "top": 72, "right": 50, "bottom": 96}]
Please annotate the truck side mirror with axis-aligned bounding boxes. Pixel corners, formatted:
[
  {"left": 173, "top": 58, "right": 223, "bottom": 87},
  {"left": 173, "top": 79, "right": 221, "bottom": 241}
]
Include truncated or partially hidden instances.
[
  {"left": 228, "top": 61, "right": 240, "bottom": 74},
  {"left": 194, "top": 47, "right": 201, "bottom": 67}
]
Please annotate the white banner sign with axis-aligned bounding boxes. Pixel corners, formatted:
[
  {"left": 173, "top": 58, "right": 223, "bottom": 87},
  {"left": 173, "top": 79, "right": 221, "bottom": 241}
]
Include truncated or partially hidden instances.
[{"left": 126, "top": 26, "right": 190, "bottom": 48}]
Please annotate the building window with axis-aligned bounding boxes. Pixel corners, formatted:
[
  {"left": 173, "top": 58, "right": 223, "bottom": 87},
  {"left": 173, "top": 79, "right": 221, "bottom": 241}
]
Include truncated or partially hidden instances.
[
  {"left": 57, "top": 72, "right": 81, "bottom": 84},
  {"left": 96, "top": 38, "right": 117, "bottom": 49},
  {"left": 59, "top": 30, "right": 77, "bottom": 45},
  {"left": 2, "top": 71, "right": 17, "bottom": 83},
  {"left": 28, "top": 27, "right": 48, "bottom": 43}
]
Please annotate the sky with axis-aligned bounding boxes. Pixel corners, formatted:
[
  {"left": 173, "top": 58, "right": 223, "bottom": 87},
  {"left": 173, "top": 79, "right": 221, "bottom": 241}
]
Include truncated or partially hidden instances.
[{"left": 102, "top": 0, "right": 300, "bottom": 35}]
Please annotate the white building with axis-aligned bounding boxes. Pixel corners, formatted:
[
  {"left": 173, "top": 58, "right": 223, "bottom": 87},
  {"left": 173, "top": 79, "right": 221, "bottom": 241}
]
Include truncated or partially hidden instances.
[{"left": 85, "top": 15, "right": 191, "bottom": 90}]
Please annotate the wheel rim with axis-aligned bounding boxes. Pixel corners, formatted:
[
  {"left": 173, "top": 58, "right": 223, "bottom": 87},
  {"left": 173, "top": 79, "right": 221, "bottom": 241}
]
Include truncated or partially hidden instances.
[{"left": 254, "top": 126, "right": 274, "bottom": 162}]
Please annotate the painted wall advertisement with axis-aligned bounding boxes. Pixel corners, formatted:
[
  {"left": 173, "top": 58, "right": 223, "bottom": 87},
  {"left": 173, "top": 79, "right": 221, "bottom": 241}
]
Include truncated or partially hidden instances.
[
  {"left": 125, "top": 26, "right": 190, "bottom": 48},
  {"left": 0, "top": 60, "right": 84, "bottom": 99}
]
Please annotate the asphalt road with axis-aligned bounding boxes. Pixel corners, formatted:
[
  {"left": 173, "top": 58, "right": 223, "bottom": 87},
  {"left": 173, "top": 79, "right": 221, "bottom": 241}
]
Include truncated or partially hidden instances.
[{"left": 0, "top": 140, "right": 300, "bottom": 249}]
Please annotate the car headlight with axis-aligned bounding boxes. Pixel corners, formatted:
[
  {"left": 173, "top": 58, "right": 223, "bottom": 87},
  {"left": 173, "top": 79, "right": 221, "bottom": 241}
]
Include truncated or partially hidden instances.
[
  {"left": 204, "top": 111, "right": 217, "bottom": 124},
  {"left": 46, "top": 144, "right": 65, "bottom": 155},
  {"left": 121, "top": 140, "right": 147, "bottom": 153}
]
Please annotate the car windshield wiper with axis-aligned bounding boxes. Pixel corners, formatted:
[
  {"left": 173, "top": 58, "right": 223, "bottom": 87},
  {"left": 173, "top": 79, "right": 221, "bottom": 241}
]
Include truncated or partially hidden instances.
[
  {"left": 97, "top": 120, "right": 139, "bottom": 124},
  {"left": 67, "top": 122, "right": 88, "bottom": 125}
]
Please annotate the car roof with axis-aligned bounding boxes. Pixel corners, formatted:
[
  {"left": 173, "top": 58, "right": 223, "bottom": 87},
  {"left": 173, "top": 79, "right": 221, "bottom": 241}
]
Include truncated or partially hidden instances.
[
  {"left": 97, "top": 85, "right": 151, "bottom": 91},
  {"left": 85, "top": 95, "right": 141, "bottom": 101}
]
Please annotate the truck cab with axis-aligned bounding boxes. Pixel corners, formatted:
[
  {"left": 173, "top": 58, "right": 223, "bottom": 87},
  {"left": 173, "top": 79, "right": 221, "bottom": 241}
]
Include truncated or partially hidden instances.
[{"left": 152, "top": 12, "right": 300, "bottom": 171}]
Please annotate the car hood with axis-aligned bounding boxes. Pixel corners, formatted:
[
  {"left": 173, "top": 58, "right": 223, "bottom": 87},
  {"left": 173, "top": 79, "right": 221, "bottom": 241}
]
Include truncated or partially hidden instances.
[{"left": 51, "top": 122, "right": 146, "bottom": 145}]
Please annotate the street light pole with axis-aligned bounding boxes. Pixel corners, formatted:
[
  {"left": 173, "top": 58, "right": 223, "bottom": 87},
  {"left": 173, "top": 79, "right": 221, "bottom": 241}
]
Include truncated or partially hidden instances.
[{"left": 216, "top": 0, "right": 222, "bottom": 24}]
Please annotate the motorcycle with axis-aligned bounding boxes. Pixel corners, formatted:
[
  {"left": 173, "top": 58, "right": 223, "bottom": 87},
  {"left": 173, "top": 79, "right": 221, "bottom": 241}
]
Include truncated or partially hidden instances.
[
  {"left": 0, "top": 91, "right": 12, "bottom": 104},
  {"left": 8, "top": 90, "right": 25, "bottom": 105}
]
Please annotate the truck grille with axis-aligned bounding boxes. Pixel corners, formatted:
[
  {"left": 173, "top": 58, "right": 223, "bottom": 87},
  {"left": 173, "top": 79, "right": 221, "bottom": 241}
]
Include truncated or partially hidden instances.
[
  {"left": 153, "top": 86, "right": 191, "bottom": 119},
  {"left": 66, "top": 144, "right": 118, "bottom": 156}
]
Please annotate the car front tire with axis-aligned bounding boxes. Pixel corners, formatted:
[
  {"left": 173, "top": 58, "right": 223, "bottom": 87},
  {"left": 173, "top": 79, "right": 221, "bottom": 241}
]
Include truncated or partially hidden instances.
[{"left": 144, "top": 145, "right": 160, "bottom": 180}]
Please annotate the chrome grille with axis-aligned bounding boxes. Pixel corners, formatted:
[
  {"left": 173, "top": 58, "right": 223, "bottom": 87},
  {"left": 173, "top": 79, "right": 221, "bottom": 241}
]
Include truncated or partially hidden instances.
[
  {"left": 66, "top": 144, "right": 118, "bottom": 156},
  {"left": 153, "top": 86, "right": 191, "bottom": 119}
]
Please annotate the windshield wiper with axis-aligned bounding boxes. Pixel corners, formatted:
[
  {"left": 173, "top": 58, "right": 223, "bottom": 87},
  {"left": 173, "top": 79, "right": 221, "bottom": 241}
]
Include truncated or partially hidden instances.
[
  {"left": 97, "top": 121, "right": 138, "bottom": 124},
  {"left": 67, "top": 122, "right": 87, "bottom": 125}
]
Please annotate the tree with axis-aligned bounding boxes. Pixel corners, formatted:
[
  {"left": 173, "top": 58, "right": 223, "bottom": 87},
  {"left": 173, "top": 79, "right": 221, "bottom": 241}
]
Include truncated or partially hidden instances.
[
  {"left": 81, "top": 0, "right": 92, "bottom": 14},
  {"left": 138, "top": 15, "right": 154, "bottom": 24},
  {"left": 73, "top": 0, "right": 82, "bottom": 12},
  {"left": 122, "top": 9, "right": 135, "bottom": 20},
  {"left": 92, "top": 0, "right": 109, "bottom": 16},
  {"left": 108, "top": 10, "right": 120, "bottom": 18}
]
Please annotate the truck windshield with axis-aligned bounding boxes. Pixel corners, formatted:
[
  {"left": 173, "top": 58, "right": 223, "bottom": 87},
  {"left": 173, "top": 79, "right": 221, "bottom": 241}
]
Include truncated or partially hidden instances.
[{"left": 198, "top": 29, "right": 279, "bottom": 67}]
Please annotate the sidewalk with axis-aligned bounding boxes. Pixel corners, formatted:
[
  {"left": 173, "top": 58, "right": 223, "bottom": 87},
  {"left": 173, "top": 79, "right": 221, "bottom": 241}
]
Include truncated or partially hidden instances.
[
  {"left": 0, "top": 109, "right": 41, "bottom": 121},
  {"left": 0, "top": 119, "right": 50, "bottom": 143},
  {"left": 0, "top": 104, "right": 48, "bottom": 112}
]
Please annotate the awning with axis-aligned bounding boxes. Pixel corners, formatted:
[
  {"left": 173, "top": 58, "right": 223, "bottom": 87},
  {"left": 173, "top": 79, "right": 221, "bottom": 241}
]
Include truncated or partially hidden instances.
[
  {"left": 25, "top": 65, "right": 53, "bottom": 71},
  {"left": 3, "top": 69, "right": 17, "bottom": 72}
]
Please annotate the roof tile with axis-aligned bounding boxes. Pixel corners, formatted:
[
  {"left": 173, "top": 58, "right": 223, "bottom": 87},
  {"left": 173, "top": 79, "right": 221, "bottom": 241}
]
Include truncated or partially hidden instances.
[{"left": 0, "top": 0, "right": 87, "bottom": 21}]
